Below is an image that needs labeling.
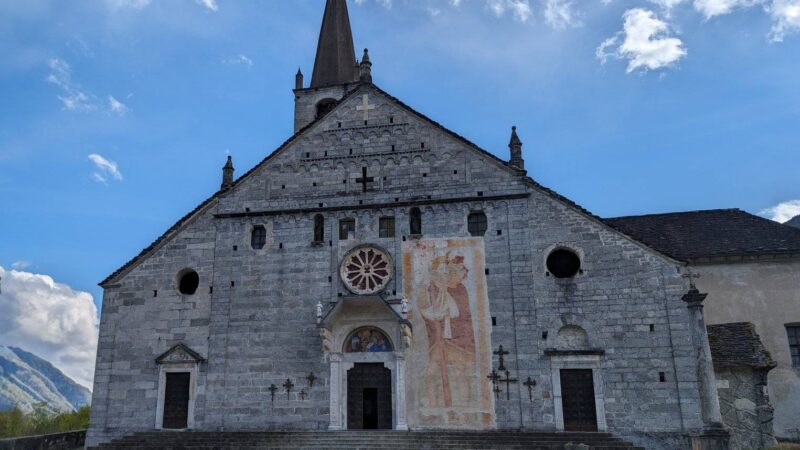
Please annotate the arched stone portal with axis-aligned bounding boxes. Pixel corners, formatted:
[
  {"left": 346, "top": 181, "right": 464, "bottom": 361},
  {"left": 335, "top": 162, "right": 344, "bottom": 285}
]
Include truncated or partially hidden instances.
[{"left": 319, "top": 296, "right": 411, "bottom": 431}]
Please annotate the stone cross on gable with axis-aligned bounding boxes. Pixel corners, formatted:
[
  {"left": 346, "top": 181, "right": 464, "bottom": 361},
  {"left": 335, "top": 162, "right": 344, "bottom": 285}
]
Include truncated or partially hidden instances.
[
  {"left": 355, "top": 167, "right": 374, "bottom": 192},
  {"left": 356, "top": 94, "right": 376, "bottom": 121}
]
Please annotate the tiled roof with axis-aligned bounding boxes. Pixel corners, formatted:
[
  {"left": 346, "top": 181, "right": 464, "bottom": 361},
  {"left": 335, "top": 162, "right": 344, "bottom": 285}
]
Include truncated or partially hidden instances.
[
  {"left": 707, "top": 322, "right": 775, "bottom": 369},
  {"left": 605, "top": 209, "right": 800, "bottom": 262}
]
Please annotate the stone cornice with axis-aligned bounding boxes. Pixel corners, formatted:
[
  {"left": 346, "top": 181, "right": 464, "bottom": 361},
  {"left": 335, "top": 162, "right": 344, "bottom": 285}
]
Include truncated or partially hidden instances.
[{"left": 214, "top": 193, "right": 530, "bottom": 219}]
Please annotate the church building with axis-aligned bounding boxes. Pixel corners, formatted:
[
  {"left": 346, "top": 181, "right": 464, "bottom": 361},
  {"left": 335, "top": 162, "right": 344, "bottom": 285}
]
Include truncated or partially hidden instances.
[{"left": 86, "top": 1, "right": 735, "bottom": 449}]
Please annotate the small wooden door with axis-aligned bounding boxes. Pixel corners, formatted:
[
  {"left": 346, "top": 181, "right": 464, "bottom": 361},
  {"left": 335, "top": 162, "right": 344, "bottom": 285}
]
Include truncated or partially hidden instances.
[
  {"left": 560, "top": 369, "right": 597, "bottom": 432},
  {"left": 163, "top": 372, "right": 190, "bottom": 429}
]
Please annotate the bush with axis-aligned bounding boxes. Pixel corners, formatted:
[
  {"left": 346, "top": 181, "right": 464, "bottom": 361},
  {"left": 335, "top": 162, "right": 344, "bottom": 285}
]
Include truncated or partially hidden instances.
[{"left": 0, "top": 404, "right": 90, "bottom": 438}]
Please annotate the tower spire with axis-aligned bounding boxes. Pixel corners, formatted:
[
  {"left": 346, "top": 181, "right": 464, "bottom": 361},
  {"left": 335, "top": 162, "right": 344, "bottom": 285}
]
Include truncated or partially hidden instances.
[{"left": 310, "top": 0, "right": 358, "bottom": 88}]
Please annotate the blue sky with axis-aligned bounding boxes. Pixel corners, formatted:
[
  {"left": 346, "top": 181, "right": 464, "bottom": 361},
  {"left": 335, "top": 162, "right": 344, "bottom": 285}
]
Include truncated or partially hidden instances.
[{"left": 0, "top": 0, "right": 798, "bottom": 385}]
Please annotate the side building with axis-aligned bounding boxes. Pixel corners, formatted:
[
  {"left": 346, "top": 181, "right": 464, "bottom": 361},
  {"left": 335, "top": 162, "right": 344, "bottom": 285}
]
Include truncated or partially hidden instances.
[{"left": 608, "top": 208, "right": 800, "bottom": 442}]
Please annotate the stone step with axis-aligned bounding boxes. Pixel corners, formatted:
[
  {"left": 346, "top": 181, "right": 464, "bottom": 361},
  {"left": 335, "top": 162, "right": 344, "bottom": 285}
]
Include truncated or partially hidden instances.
[{"left": 89, "top": 431, "right": 645, "bottom": 450}]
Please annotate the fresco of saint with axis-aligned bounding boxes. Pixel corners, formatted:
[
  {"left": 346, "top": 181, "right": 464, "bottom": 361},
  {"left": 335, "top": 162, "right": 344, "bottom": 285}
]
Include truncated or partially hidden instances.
[
  {"left": 404, "top": 238, "right": 494, "bottom": 429},
  {"left": 417, "top": 253, "right": 476, "bottom": 408}
]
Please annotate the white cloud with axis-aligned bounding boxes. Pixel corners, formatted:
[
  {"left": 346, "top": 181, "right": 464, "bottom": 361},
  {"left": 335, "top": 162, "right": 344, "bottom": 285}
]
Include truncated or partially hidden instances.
[
  {"left": 0, "top": 267, "right": 98, "bottom": 388},
  {"left": 354, "top": 0, "right": 393, "bottom": 8},
  {"left": 487, "top": 0, "right": 533, "bottom": 22},
  {"left": 88, "top": 153, "right": 123, "bottom": 183},
  {"left": 11, "top": 261, "right": 31, "bottom": 270},
  {"left": 544, "top": 0, "right": 582, "bottom": 29},
  {"left": 222, "top": 54, "right": 253, "bottom": 67},
  {"left": 106, "top": 0, "right": 152, "bottom": 10},
  {"left": 693, "top": 0, "right": 762, "bottom": 18},
  {"left": 46, "top": 58, "right": 97, "bottom": 112},
  {"left": 107, "top": 95, "right": 129, "bottom": 116},
  {"left": 760, "top": 199, "right": 800, "bottom": 222},
  {"left": 195, "top": 0, "right": 218, "bottom": 11},
  {"left": 597, "top": 8, "right": 687, "bottom": 73},
  {"left": 649, "top": 0, "right": 689, "bottom": 8},
  {"left": 767, "top": 0, "right": 800, "bottom": 41}
]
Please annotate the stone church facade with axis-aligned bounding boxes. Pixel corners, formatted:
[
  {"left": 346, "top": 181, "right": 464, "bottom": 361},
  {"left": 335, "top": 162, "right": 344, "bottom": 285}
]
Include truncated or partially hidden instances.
[{"left": 87, "top": 1, "right": 732, "bottom": 448}]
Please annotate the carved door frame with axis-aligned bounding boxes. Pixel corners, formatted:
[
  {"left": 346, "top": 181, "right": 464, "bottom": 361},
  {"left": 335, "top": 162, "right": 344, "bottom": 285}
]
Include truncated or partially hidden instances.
[
  {"left": 549, "top": 354, "right": 607, "bottom": 432},
  {"left": 155, "top": 362, "right": 199, "bottom": 430},
  {"left": 329, "top": 351, "right": 408, "bottom": 431}
]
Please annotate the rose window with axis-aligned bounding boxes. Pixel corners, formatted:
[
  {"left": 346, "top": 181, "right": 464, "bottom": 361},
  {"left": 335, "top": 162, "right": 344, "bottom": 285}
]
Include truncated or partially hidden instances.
[{"left": 340, "top": 245, "right": 393, "bottom": 295}]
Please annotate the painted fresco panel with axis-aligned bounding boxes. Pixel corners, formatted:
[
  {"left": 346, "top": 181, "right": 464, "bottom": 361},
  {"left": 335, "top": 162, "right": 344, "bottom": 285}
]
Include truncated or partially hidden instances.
[{"left": 403, "top": 238, "right": 495, "bottom": 429}]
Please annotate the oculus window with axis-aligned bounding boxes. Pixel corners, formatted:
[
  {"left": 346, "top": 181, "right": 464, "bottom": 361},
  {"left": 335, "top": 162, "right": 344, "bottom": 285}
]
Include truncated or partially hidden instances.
[
  {"left": 177, "top": 269, "right": 199, "bottom": 295},
  {"left": 546, "top": 248, "right": 581, "bottom": 278}
]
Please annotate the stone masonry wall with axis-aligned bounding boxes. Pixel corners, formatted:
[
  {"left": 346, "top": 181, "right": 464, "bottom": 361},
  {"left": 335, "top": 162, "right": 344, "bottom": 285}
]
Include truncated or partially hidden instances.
[
  {"left": 87, "top": 84, "right": 703, "bottom": 449},
  {"left": 717, "top": 367, "right": 777, "bottom": 450}
]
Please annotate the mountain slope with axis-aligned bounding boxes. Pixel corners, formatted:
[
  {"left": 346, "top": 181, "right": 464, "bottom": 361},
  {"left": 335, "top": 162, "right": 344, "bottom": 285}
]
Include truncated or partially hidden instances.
[
  {"left": 786, "top": 215, "right": 800, "bottom": 229},
  {"left": 0, "top": 345, "right": 91, "bottom": 413}
]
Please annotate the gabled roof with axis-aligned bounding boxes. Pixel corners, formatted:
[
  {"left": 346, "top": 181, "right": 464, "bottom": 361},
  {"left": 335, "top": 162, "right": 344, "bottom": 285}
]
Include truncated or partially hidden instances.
[
  {"left": 707, "top": 322, "right": 775, "bottom": 370},
  {"left": 605, "top": 209, "right": 800, "bottom": 262},
  {"left": 101, "top": 82, "right": 681, "bottom": 287}
]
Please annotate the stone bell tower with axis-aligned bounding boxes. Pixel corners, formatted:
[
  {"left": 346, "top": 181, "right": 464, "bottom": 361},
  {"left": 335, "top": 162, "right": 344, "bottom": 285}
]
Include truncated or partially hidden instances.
[{"left": 293, "top": 0, "right": 364, "bottom": 132}]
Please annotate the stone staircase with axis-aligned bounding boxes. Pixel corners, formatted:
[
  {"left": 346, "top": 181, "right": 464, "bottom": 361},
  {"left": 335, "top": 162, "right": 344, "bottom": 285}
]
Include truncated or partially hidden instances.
[{"left": 88, "top": 430, "right": 645, "bottom": 449}]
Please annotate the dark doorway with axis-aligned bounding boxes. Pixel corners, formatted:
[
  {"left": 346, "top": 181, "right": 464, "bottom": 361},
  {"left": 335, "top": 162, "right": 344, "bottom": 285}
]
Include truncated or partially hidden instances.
[
  {"left": 347, "top": 363, "right": 392, "bottom": 429},
  {"left": 162, "top": 372, "right": 190, "bottom": 429},
  {"left": 560, "top": 369, "right": 597, "bottom": 432},
  {"left": 363, "top": 388, "right": 378, "bottom": 429}
]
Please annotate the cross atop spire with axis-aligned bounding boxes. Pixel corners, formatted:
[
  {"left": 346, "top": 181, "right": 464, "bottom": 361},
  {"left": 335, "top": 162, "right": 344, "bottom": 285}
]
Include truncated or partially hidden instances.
[{"left": 310, "top": 0, "right": 359, "bottom": 88}]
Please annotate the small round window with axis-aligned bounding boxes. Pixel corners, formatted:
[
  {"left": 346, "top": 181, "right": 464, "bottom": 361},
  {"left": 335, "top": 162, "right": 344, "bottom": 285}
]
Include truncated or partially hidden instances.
[
  {"left": 546, "top": 248, "right": 581, "bottom": 278},
  {"left": 177, "top": 269, "right": 199, "bottom": 295}
]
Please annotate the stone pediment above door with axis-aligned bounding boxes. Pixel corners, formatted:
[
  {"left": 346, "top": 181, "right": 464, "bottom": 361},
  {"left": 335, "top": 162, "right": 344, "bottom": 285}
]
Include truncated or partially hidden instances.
[{"left": 155, "top": 343, "right": 206, "bottom": 365}]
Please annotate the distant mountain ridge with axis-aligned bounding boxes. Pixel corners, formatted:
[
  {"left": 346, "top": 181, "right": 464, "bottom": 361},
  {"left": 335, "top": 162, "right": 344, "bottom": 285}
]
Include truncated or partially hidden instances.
[
  {"left": 0, "top": 345, "right": 91, "bottom": 413},
  {"left": 786, "top": 215, "right": 800, "bottom": 229}
]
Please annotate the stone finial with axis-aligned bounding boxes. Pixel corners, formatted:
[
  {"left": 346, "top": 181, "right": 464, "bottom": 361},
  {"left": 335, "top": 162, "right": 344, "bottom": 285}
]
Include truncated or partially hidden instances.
[
  {"left": 221, "top": 155, "right": 234, "bottom": 190},
  {"left": 508, "top": 126, "right": 524, "bottom": 170},
  {"left": 359, "top": 48, "right": 372, "bottom": 83},
  {"left": 295, "top": 68, "right": 304, "bottom": 90}
]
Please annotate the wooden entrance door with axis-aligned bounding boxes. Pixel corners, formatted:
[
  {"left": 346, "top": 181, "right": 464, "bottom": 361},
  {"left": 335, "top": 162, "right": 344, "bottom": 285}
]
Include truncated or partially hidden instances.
[
  {"left": 347, "top": 363, "right": 392, "bottom": 429},
  {"left": 560, "top": 369, "right": 597, "bottom": 431},
  {"left": 163, "top": 372, "right": 190, "bottom": 429}
]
